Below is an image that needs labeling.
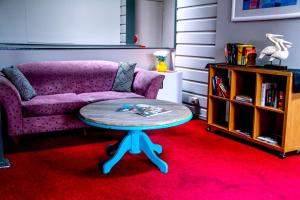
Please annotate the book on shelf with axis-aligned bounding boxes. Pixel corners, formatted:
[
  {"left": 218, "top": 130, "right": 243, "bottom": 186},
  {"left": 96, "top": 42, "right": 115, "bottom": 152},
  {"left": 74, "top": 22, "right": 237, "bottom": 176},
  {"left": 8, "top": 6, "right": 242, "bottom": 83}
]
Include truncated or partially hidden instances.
[
  {"left": 225, "top": 43, "right": 238, "bottom": 65},
  {"left": 117, "top": 104, "right": 171, "bottom": 117},
  {"left": 211, "top": 76, "right": 229, "bottom": 98},
  {"left": 235, "top": 129, "right": 251, "bottom": 137},
  {"left": 257, "top": 136, "right": 279, "bottom": 145},
  {"left": 261, "top": 82, "right": 284, "bottom": 109},
  {"left": 212, "top": 76, "right": 217, "bottom": 95},
  {"left": 225, "top": 101, "right": 230, "bottom": 122},
  {"left": 235, "top": 95, "right": 253, "bottom": 103},
  {"left": 278, "top": 91, "right": 285, "bottom": 110},
  {"left": 237, "top": 44, "right": 256, "bottom": 65}
]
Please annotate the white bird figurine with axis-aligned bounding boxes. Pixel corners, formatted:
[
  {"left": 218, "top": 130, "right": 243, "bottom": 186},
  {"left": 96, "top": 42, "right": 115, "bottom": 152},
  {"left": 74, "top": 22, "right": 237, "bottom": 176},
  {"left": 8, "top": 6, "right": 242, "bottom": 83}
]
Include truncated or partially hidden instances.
[
  {"left": 259, "top": 33, "right": 283, "bottom": 59},
  {"left": 269, "top": 38, "right": 292, "bottom": 65}
]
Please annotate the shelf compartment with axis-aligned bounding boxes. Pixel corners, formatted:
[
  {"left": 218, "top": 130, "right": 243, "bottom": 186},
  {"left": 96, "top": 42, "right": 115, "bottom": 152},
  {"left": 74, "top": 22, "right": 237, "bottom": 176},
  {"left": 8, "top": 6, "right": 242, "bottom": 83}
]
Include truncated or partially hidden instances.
[
  {"left": 231, "top": 99, "right": 255, "bottom": 107},
  {"left": 231, "top": 71, "right": 256, "bottom": 103},
  {"left": 256, "top": 105, "right": 284, "bottom": 114},
  {"left": 257, "top": 73, "right": 287, "bottom": 111},
  {"left": 210, "top": 123, "right": 228, "bottom": 132},
  {"left": 255, "top": 109, "right": 284, "bottom": 147},
  {"left": 209, "top": 94, "right": 229, "bottom": 101},
  {"left": 209, "top": 98, "right": 229, "bottom": 129},
  {"left": 253, "top": 138, "right": 282, "bottom": 151},
  {"left": 209, "top": 67, "right": 230, "bottom": 98},
  {"left": 228, "top": 131, "right": 282, "bottom": 151},
  {"left": 230, "top": 103, "right": 254, "bottom": 137},
  {"left": 210, "top": 67, "right": 229, "bottom": 77}
]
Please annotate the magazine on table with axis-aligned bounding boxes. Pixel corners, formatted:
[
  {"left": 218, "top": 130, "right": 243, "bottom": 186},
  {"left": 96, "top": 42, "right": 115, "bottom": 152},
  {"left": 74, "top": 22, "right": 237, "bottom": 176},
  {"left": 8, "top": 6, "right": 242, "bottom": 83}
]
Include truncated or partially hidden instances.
[{"left": 117, "top": 104, "right": 171, "bottom": 117}]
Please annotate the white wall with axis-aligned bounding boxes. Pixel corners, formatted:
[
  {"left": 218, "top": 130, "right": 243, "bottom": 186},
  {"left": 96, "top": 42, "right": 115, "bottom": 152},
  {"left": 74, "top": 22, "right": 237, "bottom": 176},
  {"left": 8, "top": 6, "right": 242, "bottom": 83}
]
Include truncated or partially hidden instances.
[
  {"left": 0, "top": 0, "right": 173, "bottom": 70},
  {"left": 175, "top": 0, "right": 218, "bottom": 119},
  {"left": 0, "top": 48, "right": 169, "bottom": 70},
  {"left": 135, "top": 0, "right": 163, "bottom": 47},
  {"left": 162, "top": 0, "right": 176, "bottom": 48},
  {"left": 0, "top": 49, "right": 171, "bottom": 69},
  {"left": 0, "top": 0, "right": 120, "bottom": 45}
]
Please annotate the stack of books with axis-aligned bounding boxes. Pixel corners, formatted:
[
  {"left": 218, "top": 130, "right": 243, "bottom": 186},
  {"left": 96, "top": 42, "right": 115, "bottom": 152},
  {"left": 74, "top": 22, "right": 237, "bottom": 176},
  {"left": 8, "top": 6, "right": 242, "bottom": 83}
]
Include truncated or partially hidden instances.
[
  {"left": 261, "top": 83, "right": 285, "bottom": 109},
  {"left": 235, "top": 95, "right": 253, "bottom": 103},
  {"left": 211, "top": 76, "right": 229, "bottom": 98},
  {"left": 235, "top": 129, "right": 251, "bottom": 137},
  {"left": 225, "top": 43, "right": 256, "bottom": 66},
  {"left": 257, "top": 136, "right": 279, "bottom": 145}
]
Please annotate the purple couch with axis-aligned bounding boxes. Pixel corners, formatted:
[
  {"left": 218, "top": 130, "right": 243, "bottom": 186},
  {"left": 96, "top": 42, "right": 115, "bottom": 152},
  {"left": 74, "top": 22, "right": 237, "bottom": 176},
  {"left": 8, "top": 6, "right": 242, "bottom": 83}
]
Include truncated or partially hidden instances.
[{"left": 0, "top": 60, "right": 164, "bottom": 136}]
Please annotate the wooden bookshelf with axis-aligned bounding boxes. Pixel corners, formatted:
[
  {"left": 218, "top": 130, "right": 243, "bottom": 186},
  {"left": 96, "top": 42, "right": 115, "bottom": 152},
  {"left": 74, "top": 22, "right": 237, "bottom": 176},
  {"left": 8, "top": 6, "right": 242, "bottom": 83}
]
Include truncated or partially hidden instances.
[{"left": 207, "top": 64, "right": 300, "bottom": 157}]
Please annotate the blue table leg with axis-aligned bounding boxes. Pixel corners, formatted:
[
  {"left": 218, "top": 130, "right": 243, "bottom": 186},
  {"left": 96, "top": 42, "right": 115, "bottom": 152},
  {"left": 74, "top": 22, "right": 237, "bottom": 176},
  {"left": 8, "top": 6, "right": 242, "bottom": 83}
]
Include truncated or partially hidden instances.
[
  {"left": 149, "top": 141, "right": 162, "bottom": 154},
  {"left": 103, "top": 134, "right": 131, "bottom": 174},
  {"left": 140, "top": 132, "right": 168, "bottom": 173},
  {"left": 102, "top": 130, "right": 167, "bottom": 174},
  {"left": 0, "top": 107, "right": 10, "bottom": 169}
]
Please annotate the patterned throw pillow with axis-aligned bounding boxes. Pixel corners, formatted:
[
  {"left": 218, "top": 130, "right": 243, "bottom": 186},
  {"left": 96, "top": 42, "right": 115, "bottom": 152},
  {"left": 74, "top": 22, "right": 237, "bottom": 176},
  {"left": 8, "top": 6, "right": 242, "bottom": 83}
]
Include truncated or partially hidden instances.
[
  {"left": 2, "top": 66, "right": 37, "bottom": 101},
  {"left": 112, "top": 62, "right": 136, "bottom": 92}
]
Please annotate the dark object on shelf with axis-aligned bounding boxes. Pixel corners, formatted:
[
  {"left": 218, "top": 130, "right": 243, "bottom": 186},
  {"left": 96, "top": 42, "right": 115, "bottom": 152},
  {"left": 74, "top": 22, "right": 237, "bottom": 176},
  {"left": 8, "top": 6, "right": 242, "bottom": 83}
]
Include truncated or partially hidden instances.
[
  {"left": 247, "top": 52, "right": 257, "bottom": 66},
  {"left": 211, "top": 76, "right": 217, "bottom": 95},
  {"left": 264, "top": 64, "right": 288, "bottom": 70}
]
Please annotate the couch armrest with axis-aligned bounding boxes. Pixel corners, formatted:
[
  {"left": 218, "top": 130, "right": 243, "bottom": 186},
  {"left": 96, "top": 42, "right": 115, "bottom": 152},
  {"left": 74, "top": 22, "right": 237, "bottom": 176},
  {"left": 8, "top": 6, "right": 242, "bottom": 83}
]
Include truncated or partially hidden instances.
[
  {"left": 0, "top": 75, "right": 23, "bottom": 136},
  {"left": 132, "top": 69, "right": 165, "bottom": 99}
]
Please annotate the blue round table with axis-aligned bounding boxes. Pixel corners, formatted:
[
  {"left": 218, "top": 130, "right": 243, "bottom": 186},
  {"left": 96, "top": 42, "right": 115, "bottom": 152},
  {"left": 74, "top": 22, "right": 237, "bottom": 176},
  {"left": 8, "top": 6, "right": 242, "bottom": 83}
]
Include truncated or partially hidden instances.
[{"left": 79, "top": 99, "right": 192, "bottom": 174}]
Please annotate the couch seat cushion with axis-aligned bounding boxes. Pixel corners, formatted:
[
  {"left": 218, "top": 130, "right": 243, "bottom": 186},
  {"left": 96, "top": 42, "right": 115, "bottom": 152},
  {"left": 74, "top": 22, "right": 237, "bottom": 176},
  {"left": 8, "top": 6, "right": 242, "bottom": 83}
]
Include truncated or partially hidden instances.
[
  {"left": 78, "top": 91, "right": 144, "bottom": 103},
  {"left": 22, "top": 93, "right": 87, "bottom": 117}
]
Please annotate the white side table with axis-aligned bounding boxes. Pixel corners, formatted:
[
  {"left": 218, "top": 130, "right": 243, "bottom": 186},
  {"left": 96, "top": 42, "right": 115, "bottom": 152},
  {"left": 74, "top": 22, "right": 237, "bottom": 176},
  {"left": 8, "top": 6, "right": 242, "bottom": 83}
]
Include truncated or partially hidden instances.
[{"left": 156, "top": 71, "right": 182, "bottom": 103}]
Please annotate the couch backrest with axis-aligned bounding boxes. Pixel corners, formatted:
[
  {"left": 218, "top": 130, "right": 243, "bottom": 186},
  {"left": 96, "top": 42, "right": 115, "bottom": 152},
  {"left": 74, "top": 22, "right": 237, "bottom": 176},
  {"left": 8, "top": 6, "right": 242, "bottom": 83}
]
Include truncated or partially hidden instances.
[{"left": 17, "top": 60, "right": 119, "bottom": 95}]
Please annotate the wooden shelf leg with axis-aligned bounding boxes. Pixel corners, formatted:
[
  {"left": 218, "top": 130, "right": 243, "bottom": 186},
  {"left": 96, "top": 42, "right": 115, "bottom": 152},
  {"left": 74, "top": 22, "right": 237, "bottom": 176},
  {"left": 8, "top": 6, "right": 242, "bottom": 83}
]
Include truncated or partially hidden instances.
[{"left": 206, "top": 126, "right": 212, "bottom": 132}]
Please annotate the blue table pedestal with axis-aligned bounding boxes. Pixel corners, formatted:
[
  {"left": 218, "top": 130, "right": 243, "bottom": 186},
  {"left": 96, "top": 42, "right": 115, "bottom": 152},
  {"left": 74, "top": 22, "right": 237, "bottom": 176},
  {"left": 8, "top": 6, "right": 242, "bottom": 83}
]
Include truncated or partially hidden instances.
[{"left": 102, "top": 130, "right": 168, "bottom": 174}]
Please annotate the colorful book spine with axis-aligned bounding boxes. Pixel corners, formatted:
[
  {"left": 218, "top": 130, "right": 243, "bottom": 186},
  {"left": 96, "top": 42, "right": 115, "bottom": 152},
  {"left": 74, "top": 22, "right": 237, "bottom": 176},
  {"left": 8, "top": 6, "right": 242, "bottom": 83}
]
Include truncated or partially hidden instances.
[
  {"left": 226, "top": 43, "right": 256, "bottom": 65},
  {"left": 237, "top": 44, "right": 254, "bottom": 65},
  {"left": 211, "top": 76, "right": 229, "bottom": 98},
  {"left": 261, "top": 83, "right": 267, "bottom": 106},
  {"left": 278, "top": 91, "right": 285, "bottom": 110},
  {"left": 261, "top": 83, "right": 278, "bottom": 108}
]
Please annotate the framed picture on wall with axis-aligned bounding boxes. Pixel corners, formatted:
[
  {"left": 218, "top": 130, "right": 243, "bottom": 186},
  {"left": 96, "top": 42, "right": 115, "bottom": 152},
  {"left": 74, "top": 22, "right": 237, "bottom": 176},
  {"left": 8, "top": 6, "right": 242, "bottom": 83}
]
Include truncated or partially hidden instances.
[{"left": 232, "top": 0, "right": 300, "bottom": 21}]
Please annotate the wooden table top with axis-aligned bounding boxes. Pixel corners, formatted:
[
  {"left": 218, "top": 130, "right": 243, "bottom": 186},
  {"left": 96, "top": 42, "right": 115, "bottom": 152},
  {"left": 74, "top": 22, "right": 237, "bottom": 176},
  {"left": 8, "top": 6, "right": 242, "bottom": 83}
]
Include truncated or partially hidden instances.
[{"left": 79, "top": 98, "right": 192, "bottom": 128}]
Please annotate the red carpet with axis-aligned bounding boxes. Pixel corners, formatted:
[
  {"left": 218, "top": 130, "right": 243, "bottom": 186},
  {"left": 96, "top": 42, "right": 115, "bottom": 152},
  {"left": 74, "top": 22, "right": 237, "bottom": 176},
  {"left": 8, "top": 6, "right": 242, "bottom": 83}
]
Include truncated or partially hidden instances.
[{"left": 1, "top": 120, "right": 300, "bottom": 200}]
